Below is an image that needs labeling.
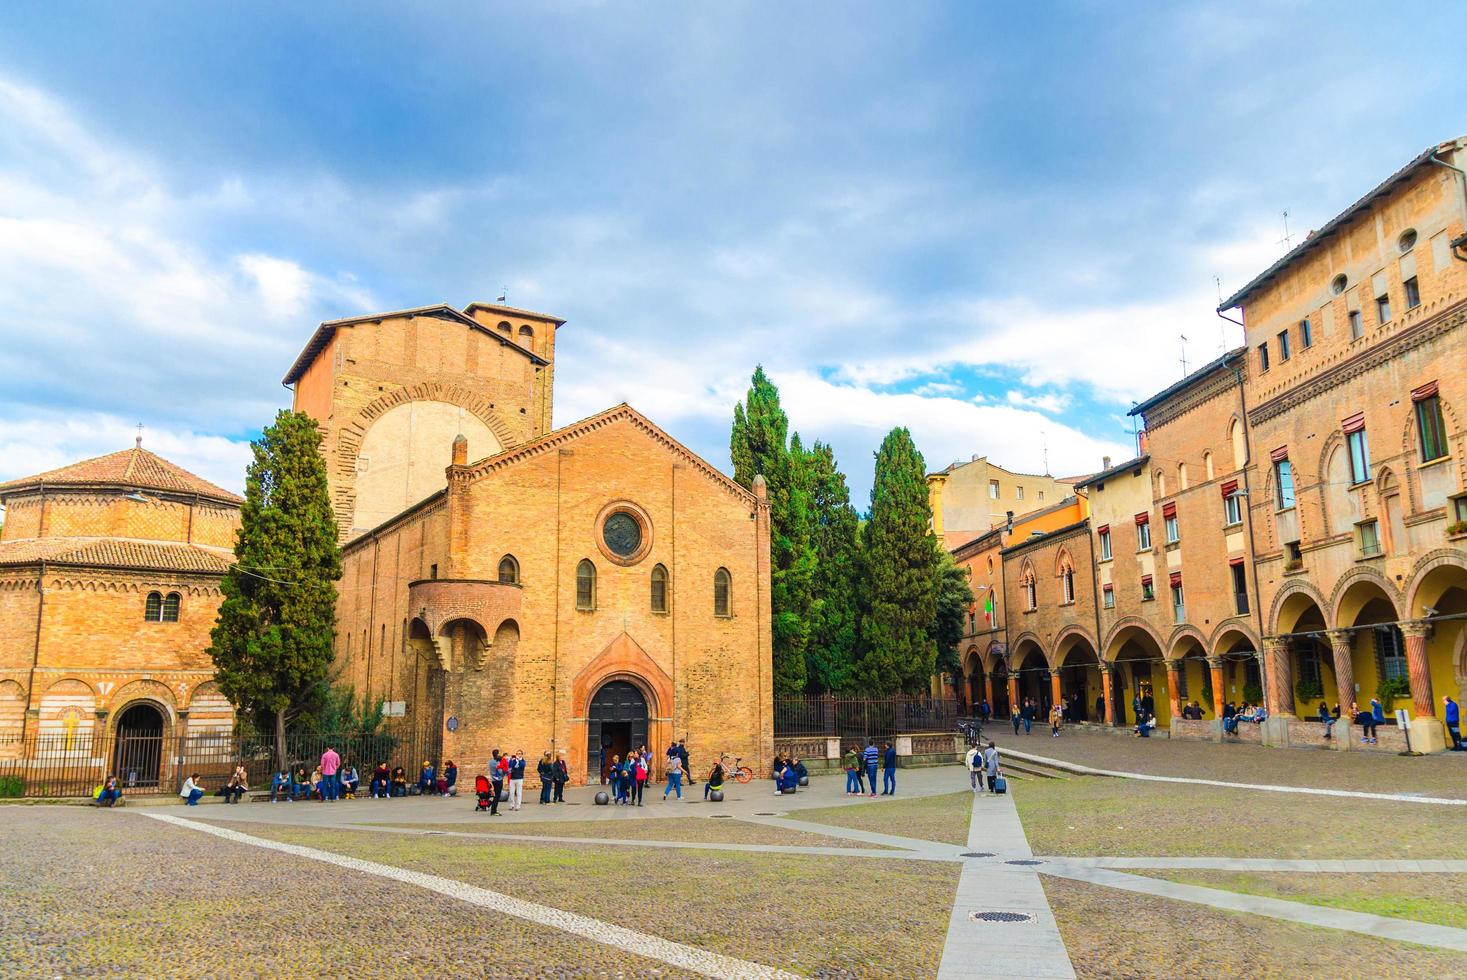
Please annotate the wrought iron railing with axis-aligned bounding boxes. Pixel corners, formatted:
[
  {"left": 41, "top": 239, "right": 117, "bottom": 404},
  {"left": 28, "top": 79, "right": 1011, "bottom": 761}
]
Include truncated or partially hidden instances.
[{"left": 773, "top": 696, "right": 960, "bottom": 741}]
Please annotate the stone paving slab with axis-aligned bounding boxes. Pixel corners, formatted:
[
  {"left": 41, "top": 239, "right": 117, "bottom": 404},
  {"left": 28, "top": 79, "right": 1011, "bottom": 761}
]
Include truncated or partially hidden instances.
[
  {"left": 146, "top": 812, "right": 801, "bottom": 979},
  {"left": 937, "top": 789, "right": 1075, "bottom": 980},
  {"left": 1055, "top": 856, "right": 1467, "bottom": 873},
  {"left": 1042, "top": 860, "right": 1467, "bottom": 952}
]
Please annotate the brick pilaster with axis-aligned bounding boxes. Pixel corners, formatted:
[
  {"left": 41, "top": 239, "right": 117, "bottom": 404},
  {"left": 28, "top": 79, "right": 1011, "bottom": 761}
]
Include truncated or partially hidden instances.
[
  {"left": 1165, "top": 661, "right": 1182, "bottom": 719},
  {"left": 1206, "top": 656, "right": 1226, "bottom": 714},
  {"left": 1326, "top": 630, "right": 1356, "bottom": 716},
  {"left": 1263, "top": 638, "right": 1293, "bottom": 716},
  {"left": 1099, "top": 663, "right": 1115, "bottom": 725}
]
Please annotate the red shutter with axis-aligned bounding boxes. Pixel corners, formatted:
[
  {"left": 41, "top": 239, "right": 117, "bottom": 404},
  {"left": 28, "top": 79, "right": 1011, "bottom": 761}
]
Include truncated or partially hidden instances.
[
  {"left": 1412, "top": 381, "right": 1439, "bottom": 402},
  {"left": 1169, "top": 571, "right": 1182, "bottom": 588},
  {"left": 1341, "top": 412, "right": 1365, "bottom": 434},
  {"left": 1102, "top": 583, "right": 1113, "bottom": 592},
  {"left": 1141, "top": 574, "right": 1153, "bottom": 586},
  {"left": 1135, "top": 512, "right": 1149, "bottom": 526},
  {"left": 1229, "top": 557, "right": 1245, "bottom": 567},
  {"left": 1220, "top": 479, "right": 1238, "bottom": 497},
  {"left": 1270, "top": 445, "right": 1289, "bottom": 462},
  {"left": 1096, "top": 524, "right": 1110, "bottom": 536},
  {"left": 1162, "top": 502, "right": 1178, "bottom": 519}
]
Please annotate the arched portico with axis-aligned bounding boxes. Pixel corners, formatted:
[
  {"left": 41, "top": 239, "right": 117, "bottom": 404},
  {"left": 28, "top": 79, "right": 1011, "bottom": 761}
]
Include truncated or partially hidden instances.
[
  {"left": 1405, "top": 551, "right": 1467, "bottom": 728},
  {"left": 1105, "top": 620, "right": 1166, "bottom": 726},
  {"left": 1012, "top": 639, "right": 1050, "bottom": 717},
  {"left": 1054, "top": 627, "right": 1101, "bottom": 723}
]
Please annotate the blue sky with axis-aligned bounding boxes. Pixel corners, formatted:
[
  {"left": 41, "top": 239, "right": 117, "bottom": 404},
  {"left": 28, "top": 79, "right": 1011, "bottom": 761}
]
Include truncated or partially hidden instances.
[{"left": 1, "top": 2, "right": 1463, "bottom": 503}]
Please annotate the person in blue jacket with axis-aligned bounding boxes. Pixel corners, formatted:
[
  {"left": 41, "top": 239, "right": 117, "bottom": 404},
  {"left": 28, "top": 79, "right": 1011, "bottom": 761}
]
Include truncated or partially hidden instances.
[
  {"left": 862, "top": 740, "right": 879, "bottom": 798},
  {"left": 1444, "top": 696, "right": 1462, "bottom": 751},
  {"left": 881, "top": 742, "right": 897, "bottom": 795}
]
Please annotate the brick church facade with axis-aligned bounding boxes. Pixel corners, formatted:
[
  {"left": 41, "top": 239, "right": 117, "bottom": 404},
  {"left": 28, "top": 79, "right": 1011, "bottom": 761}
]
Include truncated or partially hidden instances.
[
  {"left": 287, "top": 302, "right": 774, "bottom": 782},
  {"left": 0, "top": 444, "right": 242, "bottom": 775}
]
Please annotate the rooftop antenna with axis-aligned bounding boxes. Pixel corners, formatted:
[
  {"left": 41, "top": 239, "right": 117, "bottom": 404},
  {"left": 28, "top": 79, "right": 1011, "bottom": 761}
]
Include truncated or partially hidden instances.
[
  {"left": 1042, "top": 431, "right": 1049, "bottom": 475},
  {"left": 1179, "top": 333, "right": 1189, "bottom": 375},
  {"left": 496, "top": 286, "right": 507, "bottom": 303},
  {"left": 135, "top": 423, "right": 144, "bottom": 449},
  {"left": 1215, "top": 275, "right": 1228, "bottom": 353},
  {"left": 1277, "top": 209, "right": 1293, "bottom": 249}
]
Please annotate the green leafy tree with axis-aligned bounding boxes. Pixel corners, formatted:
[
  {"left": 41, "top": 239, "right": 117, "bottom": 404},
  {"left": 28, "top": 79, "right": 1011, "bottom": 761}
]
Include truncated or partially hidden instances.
[
  {"left": 295, "top": 681, "right": 389, "bottom": 735},
  {"left": 805, "top": 440, "right": 861, "bottom": 693},
  {"left": 932, "top": 550, "right": 974, "bottom": 677},
  {"left": 210, "top": 410, "right": 341, "bottom": 770},
  {"left": 855, "top": 427, "right": 942, "bottom": 694},
  {"left": 731, "top": 366, "right": 814, "bottom": 696}
]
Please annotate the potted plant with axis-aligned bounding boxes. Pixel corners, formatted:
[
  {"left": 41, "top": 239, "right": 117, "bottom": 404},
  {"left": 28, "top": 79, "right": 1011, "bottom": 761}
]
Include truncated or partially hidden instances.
[{"left": 1377, "top": 676, "right": 1410, "bottom": 711}]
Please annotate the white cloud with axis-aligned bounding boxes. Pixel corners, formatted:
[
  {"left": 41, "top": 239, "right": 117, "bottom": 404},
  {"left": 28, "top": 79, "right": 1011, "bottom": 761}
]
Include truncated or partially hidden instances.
[
  {"left": 0, "top": 411, "right": 251, "bottom": 497},
  {"left": 1004, "top": 389, "right": 1070, "bottom": 414}
]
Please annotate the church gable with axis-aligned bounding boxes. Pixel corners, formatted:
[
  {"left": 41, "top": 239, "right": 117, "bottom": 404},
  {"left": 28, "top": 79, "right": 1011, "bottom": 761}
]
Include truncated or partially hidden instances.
[{"left": 460, "top": 404, "right": 755, "bottom": 505}]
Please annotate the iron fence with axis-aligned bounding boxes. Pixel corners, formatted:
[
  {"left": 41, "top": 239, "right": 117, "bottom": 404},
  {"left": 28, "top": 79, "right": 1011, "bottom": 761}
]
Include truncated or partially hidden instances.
[
  {"left": 773, "top": 696, "right": 960, "bottom": 742},
  {"left": 0, "top": 727, "right": 433, "bottom": 800}
]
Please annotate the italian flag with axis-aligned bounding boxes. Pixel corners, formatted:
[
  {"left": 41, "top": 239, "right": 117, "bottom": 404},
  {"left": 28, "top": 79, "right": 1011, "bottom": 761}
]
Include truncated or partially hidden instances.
[{"left": 984, "top": 591, "right": 994, "bottom": 624}]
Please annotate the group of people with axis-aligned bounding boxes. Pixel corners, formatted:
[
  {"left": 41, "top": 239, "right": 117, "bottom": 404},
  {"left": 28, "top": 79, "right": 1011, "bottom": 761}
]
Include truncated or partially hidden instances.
[
  {"left": 841, "top": 739, "right": 897, "bottom": 796},
  {"left": 772, "top": 753, "right": 808, "bottom": 795},
  {"left": 1221, "top": 701, "right": 1269, "bottom": 735},
  {"left": 473, "top": 748, "right": 571, "bottom": 815},
  {"left": 964, "top": 741, "right": 1003, "bottom": 793},
  {"left": 603, "top": 747, "right": 653, "bottom": 805}
]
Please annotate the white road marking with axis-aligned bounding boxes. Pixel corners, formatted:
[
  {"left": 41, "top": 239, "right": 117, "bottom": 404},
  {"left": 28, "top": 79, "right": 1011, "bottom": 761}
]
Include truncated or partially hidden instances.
[{"left": 143, "top": 812, "right": 799, "bottom": 980}]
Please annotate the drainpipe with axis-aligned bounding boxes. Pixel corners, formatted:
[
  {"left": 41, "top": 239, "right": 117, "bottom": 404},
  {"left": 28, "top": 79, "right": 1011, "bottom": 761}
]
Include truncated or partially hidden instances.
[
  {"left": 26, "top": 560, "right": 46, "bottom": 736},
  {"left": 1220, "top": 345, "right": 1269, "bottom": 706},
  {"left": 1427, "top": 150, "right": 1467, "bottom": 261}
]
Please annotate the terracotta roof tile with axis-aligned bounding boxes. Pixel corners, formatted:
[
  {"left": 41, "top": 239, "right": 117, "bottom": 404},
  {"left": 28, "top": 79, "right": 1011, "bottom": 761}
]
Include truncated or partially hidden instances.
[
  {"left": 0, "top": 446, "right": 242, "bottom": 503},
  {"left": 0, "top": 537, "right": 233, "bottom": 574}
]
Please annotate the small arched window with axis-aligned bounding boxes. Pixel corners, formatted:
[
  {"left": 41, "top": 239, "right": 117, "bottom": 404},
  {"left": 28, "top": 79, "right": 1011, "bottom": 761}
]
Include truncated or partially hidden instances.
[
  {"left": 713, "top": 567, "right": 732, "bottom": 617},
  {"left": 496, "top": 320, "right": 512, "bottom": 336},
  {"left": 162, "top": 592, "right": 181, "bottom": 622},
  {"left": 1155, "top": 469, "right": 1167, "bottom": 497},
  {"left": 497, "top": 555, "right": 519, "bottom": 585},
  {"left": 650, "top": 564, "right": 669, "bottom": 613},
  {"left": 1060, "top": 566, "right": 1075, "bottom": 604},
  {"left": 1022, "top": 568, "right": 1037, "bottom": 611},
  {"left": 576, "top": 559, "right": 596, "bottom": 611},
  {"left": 1203, "top": 451, "right": 1214, "bottom": 481},
  {"left": 1178, "top": 462, "right": 1189, "bottom": 490},
  {"left": 518, "top": 325, "right": 534, "bottom": 349},
  {"left": 1230, "top": 419, "right": 1246, "bottom": 469},
  {"left": 144, "top": 591, "right": 162, "bottom": 621}
]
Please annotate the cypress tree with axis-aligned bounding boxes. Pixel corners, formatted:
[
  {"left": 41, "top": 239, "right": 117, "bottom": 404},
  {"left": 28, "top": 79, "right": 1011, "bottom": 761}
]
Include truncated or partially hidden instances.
[
  {"left": 856, "top": 427, "right": 942, "bottom": 694},
  {"left": 805, "top": 440, "right": 861, "bottom": 693},
  {"left": 730, "top": 366, "right": 813, "bottom": 697},
  {"left": 209, "top": 410, "right": 341, "bottom": 769}
]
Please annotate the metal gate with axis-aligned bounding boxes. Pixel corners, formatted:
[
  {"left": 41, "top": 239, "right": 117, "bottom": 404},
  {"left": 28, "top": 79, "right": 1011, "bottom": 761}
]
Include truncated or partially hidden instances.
[{"left": 113, "top": 733, "right": 165, "bottom": 789}]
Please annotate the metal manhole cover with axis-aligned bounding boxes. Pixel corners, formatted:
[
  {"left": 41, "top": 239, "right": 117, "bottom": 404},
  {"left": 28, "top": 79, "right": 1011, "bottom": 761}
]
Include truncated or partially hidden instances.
[
  {"left": 425, "top": 831, "right": 446, "bottom": 835},
  {"left": 960, "top": 851, "right": 995, "bottom": 858},
  {"left": 755, "top": 811, "right": 778, "bottom": 816},
  {"left": 710, "top": 814, "right": 733, "bottom": 819},
  {"left": 1005, "top": 859, "right": 1043, "bottom": 866},
  {"left": 969, "top": 911, "right": 1034, "bottom": 924}
]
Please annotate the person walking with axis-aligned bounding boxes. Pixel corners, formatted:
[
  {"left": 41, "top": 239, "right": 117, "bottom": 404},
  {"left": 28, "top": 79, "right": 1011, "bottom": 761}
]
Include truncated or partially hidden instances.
[
  {"left": 843, "top": 745, "right": 861, "bottom": 795},
  {"left": 982, "top": 741, "right": 1000, "bottom": 793},
  {"left": 1049, "top": 702, "right": 1063, "bottom": 738},
  {"left": 319, "top": 745, "right": 341, "bottom": 803},
  {"left": 881, "top": 741, "right": 897, "bottom": 795},
  {"left": 552, "top": 750, "right": 569, "bottom": 802},
  {"left": 663, "top": 751, "right": 683, "bottom": 800},
  {"left": 965, "top": 744, "right": 986, "bottom": 793},
  {"left": 537, "top": 752, "right": 555, "bottom": 804},
  {"left": 1021, "top": 699, "right": 1034, "bottom": 735},
  {"left": 1444, "top": 696, "right": 1462, "bottom": 751},
  {"left": 1010, "top": 705, "right": 1021, "bottom": 735},
  {"left": 490, "top": 749, "right": 506, "bottom": 806},
  {"left": 677, "top": 740, "right": 693, "bottom": 785},
  {"left": 862, "top": 739, "right": 879, "bottom": 798}
]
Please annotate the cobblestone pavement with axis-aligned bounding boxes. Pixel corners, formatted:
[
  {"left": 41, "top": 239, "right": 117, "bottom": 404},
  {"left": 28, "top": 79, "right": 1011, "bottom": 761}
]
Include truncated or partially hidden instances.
[
  {"left": 0, "top": 807, "right": 700, "bottom": 979},
  {"left": 8, "top": 746, "right": 1467, "bottom": 977},
  {"left": 984, "top": 727, "right": 1467, "bottom": 798}
]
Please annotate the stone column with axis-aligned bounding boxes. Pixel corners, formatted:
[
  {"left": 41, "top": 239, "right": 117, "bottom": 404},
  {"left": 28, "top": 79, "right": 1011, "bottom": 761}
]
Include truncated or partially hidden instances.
[
  {"left": 1402, "top": 622, "right": 1436, "bottom": 718},
  {"left": 1263, "top": 638, "right": 1293, "bottom": 717},
  {"left": 1207, "top": 657, "right": 1226, "bottom": 715},
  {"left": 1401, "top": 622, "right": 1447, "bottom": 753},
  {"left": 1165, "top": 661, "right": 1182, "bottom": 720},
  {"left": 1007, "top": 673, "right": 1020, "bottom": 713},
  {"left": 1325, "top": 630, "right": 1356, "bottom": 751},
  {"left": 1049, "top": 668, "right": 1063, "bottom": 712},
  {"left": 1099, "top": 664, "right": 1116, "bottom": 725}
]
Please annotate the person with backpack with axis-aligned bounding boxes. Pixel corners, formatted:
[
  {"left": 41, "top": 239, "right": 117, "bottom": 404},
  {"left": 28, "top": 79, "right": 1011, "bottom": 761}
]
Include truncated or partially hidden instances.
[
  {"left": 983, "top": 742, "right": 1001, "bottom": 793},
  {"left": 663, "top": 751, "right": 683, "bottom": 801},
  {"left": 843, "top": 745, "right": 861, "bottom": 795},
  {"left": 965, "top": 744, "right": 985, "bottom": 793},
  {"left": 632, "top": 751, "right": 648, "bottom": 806}
]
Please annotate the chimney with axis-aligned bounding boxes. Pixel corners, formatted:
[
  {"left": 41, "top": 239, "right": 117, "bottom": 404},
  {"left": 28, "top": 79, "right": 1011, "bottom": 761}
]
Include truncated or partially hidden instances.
[
  {"left": 452, "top": 434, "right": 467, "bottom": 466},
  {"left": 1102, "top": 455, "right": 1111, "bottom": 470}
]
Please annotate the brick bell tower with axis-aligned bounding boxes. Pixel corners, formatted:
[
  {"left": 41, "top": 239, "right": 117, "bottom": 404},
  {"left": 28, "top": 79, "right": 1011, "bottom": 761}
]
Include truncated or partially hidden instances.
[{"left": 282, "top": 300, "right": 563, "bottom": 539}]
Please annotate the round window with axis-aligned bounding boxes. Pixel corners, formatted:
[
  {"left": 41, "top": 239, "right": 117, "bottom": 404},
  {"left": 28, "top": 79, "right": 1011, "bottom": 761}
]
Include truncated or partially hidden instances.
[
  {"left": 1330, "top": 273, "right": 1347, "bottom": 295},
  {"left": 603, "top": 512, "right": 642, "bottom": 558},
  {"left": 1398, "top": 228, "right": 1418, "bottom": 252}
]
